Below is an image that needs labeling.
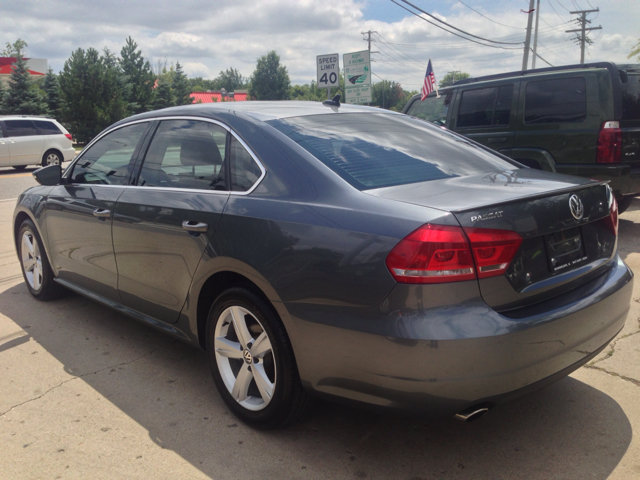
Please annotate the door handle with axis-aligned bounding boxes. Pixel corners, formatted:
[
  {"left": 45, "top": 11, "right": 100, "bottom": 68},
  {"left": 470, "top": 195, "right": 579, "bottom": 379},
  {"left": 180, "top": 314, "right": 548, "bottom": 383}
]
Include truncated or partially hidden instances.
[
  {"left": 488, "top": 137, "right": 507, "bottom": 143},
  {"left": 182, "top": 220, "right": 208, "bottom": 233},
  {"left": 93, "top": 208, "right": 111, "bottom": 219}
]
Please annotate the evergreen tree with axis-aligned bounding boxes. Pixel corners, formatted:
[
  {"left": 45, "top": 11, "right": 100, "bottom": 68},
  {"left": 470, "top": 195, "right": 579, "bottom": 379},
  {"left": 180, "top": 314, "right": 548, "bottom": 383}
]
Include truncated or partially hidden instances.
[
  {"left": 153, "top": 73, "right": 175, "bottom": 110},
  {"left": 43, "top": 67, "right": 63, "bottom": 118},
  {"left": 248, "top": 51, "right": 290, "bottom": 100},
  {"left": 59, "top": 47, "right": 128, "bottom": 143},
  {"left": 0, "top": 80, "right": 5, "bottom": 114},
  {"left": 172, "top": 61, "right": 192, "bottom": 106},
  {"left": 3, "top": 52, "right": 47, "bottom": 115},
  {"left": 119, "top": 37, "right": 155, "bottom": 114}
]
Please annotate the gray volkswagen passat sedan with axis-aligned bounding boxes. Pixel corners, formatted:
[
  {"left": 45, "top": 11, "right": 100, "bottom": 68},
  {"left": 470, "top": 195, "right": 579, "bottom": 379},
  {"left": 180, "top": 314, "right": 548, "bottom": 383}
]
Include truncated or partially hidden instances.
[{"left": 13, "top": 101, "right": 633, "bottom": 429}]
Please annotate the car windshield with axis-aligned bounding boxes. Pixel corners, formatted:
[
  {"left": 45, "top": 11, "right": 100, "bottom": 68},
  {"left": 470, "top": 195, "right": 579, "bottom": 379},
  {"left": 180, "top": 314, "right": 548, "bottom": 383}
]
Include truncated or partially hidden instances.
[{"left": 267, "top": 113, "right": 516, "bottom": 190}]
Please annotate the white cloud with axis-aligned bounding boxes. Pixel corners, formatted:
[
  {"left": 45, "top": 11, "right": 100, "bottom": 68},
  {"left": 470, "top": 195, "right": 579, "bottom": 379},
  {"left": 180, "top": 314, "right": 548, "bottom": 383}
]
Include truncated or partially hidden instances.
[{"left": 1, "top": 0, "right": 638, "bottom": 89}]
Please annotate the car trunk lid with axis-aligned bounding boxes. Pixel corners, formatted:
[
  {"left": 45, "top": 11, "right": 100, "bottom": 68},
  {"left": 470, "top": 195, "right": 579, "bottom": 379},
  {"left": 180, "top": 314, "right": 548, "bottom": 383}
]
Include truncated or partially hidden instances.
[{"left": 367, "top": 169, "right": 616, "bottom": 310}]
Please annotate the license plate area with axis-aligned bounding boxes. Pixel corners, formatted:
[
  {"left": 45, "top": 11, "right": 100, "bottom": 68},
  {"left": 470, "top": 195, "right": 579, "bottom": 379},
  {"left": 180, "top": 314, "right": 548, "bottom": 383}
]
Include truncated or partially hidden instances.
[{"left": 546, "top": 227, "right": 588, "bottom": 273}]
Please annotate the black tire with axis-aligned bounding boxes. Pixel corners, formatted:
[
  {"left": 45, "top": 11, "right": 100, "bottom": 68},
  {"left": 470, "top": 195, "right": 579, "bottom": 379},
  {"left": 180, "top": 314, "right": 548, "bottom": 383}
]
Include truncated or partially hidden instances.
[
  {"left": 617, "top": 195, "right": 634, "bottom": 214},
  {"left": 42, "top": 149, "right": 62, "bottom": 167},
  {"left": 17, "top": 219, "right": 65, "bottom": 301},
  {"left": 206, "top": 287, "right": 313, "bottom": 429},
  {"left": 12, "top": 165, "right": 28, "bottom": 171}
]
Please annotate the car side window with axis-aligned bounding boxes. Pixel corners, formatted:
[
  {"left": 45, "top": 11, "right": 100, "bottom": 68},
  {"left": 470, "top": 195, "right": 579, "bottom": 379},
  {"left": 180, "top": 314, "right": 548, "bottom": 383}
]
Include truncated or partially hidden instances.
[
  {"left": 138, "top": 120, "right": 227, "bottom": 191},
  {"left": 229, "top": 136, "right": 262, "bottom": 192},
  {"left": 33, "top": 120, "right": 62, "bottom": 135},
  {"left": 524, "top": 77, "right": 586, "bottom": 124},
  {"left": 4, "top": 120, "right": 38, "bottom": 137},
  {"left": 70, "top": 123, "right": 148, "bottom": 185},
  {"left": 457, "top": 86, "right": 513, "bottom": 128},
  {"left": 406, "top": 91, "right": 453, "bottom": 125}
]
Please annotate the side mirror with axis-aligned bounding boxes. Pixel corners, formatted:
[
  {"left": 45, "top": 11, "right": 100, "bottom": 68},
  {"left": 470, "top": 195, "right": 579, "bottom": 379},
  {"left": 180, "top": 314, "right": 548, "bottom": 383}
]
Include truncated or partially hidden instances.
[{"left": 33, "top": 165, "right": 62, "bottom": 186}]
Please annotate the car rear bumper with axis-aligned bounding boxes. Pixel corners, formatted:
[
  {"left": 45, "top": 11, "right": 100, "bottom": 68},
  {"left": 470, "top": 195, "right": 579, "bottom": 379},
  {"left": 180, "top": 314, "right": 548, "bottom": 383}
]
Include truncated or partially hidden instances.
[
  {"left": 284, "top": 254, "right": 633, "bottom": 414},
  {"left": 555, "top": 163, "right": 640, "bottom": 196},
  {"left": 61, "top": 146, "right": 76, "bottom": 162}
]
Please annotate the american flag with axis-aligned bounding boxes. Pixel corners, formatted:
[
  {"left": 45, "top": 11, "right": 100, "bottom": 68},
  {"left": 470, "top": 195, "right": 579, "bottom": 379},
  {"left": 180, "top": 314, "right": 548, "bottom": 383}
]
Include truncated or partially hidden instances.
[{"left": 421, "top": 59, "right": 437, "bottom": 101}]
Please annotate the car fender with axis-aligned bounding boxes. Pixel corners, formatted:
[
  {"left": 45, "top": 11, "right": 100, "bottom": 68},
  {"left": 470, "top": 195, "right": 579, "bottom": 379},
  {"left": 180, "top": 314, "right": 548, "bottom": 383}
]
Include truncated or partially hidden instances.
[{"left": 13, "top": 187, "right": 55, "bottom": 264}]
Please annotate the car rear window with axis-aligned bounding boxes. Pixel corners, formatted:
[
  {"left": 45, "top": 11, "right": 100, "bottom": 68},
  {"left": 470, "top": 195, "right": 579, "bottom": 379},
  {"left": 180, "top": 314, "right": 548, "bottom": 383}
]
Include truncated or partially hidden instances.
[
  {"left": 267, "top": 113, "right": 516, "bottom": 190},
  {"left": 524, "top": 77, "right": 587, "bottom": 124},
  {"left": 4, "top": 120, "right": 38, "bottom": 137},
  {"left": 34, "top": 120, "right": 62, "bottom": 135},
  {"left": 621, "top": 74, "right": 640, "bottom": 120}
]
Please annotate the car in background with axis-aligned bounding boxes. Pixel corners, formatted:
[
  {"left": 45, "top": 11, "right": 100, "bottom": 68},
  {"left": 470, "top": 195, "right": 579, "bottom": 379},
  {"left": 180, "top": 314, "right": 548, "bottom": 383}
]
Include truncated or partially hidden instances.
[
  {"left": 0, "top": 116, "right": 75, "bottom": 170},
  {"left": 13, "top": 101, "right": 634, "bottom": 429},
  {"left": 403, "top": 62, "right": 640, "bottom": 213}
]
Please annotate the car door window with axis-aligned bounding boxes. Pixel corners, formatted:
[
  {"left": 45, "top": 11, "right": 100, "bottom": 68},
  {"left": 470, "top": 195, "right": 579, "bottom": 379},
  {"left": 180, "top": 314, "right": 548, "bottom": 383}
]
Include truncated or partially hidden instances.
[
  {"left": 406, "top": 91, "right": 453, "bottom": 125},
  {"left": 4, "top": 120, "right": 38, "bottom": 137},
  {"left": 138, "top": 120, "right": 227, "bottom": 191},
  {"left": 229, "top": 136, "right": 263, "bottom": 192},
  {"left": 524, "top": 77, "right": 586, "bottom": 124},
  {"left": 70, "top": 122, "right": 148, "bottom": 185},
  {"left": 457, "top": 86, "right": 513, "bottom": 128}
]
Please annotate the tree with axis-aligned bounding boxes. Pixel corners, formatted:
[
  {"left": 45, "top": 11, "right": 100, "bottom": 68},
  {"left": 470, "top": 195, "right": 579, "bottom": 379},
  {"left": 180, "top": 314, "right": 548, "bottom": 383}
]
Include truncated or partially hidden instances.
[
  {"left": 119, "top": 37, "right": 156, "bottom": 114},
  {"left": 214, "top": 67, "right": 248, "bottom": 91},
  {"left": 438, "top": 71, "right": 471, "bottom": 88},
  {"left": 3, "top": 51, "right": 47, "bottom": 115},
  {"left": 372, "top": 81, "right": 404, "bottom": 110},
  {"left": 1, "top": 39, "right": 28, "bottom": 57},
  {"left": 629, "top": 38, "right": 640, "bottom": 61},
  {"left": 43, "top": 67, "right": 63, "bottom": 118},
  {"left": 172, "top": 61, "right": 192, "bottom": 106},
  {"left": 248, "top": 51, "right": 291, "bottom": 100},
  {"left": 0, "top": 81, "right": 5, "bottom": 114},
  {"left": 59, "top": 47, "right": 128, "bottom": 143},
  {"left": 153, "top": 73, "right": 175, "bottom": 110}
]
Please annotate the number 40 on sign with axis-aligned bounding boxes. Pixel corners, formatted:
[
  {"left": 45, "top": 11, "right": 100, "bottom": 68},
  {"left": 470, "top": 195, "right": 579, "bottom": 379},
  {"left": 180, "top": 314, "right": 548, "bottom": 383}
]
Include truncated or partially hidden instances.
[{"left": 316, "top": 54, "right": 340, "bottom": 88}]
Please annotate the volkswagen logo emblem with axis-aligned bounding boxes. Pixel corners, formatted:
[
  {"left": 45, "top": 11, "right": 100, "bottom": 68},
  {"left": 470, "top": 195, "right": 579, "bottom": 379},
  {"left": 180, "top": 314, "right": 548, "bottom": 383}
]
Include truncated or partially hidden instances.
[
  {"left": 243, "top": 349, "right": 253, "bottom": 364},
  {"left": 569, "top": 194, "right": 584, "bottom": 220}
]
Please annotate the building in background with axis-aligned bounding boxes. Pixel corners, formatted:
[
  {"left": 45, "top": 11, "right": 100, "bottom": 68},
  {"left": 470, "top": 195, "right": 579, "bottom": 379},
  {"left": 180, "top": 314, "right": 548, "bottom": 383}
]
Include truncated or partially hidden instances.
[
  {"left": 190, "top": 89, "right": 248, "bottom": 104},
  {"left": 0, "top": 57, "right": 48, "bottom": 86}
]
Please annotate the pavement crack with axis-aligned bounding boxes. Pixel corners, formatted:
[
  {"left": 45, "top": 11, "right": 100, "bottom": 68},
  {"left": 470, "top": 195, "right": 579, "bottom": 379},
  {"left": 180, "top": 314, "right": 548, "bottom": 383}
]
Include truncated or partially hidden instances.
[
  {"left": 0, "top": 347, "right": 159, "bottom": 417},
  {"left": 584, "top": 364, "right": 640, "bottom": 387},
  {"left": 589, "top": 329, "right": 640, "bottom": 365}
]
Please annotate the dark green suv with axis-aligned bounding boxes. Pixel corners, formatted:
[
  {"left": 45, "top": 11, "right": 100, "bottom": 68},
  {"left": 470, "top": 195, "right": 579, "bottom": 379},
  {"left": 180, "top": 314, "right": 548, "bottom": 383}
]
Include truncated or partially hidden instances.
[{"left": 403, "top": 62, "right": 640, "bottom": 212}]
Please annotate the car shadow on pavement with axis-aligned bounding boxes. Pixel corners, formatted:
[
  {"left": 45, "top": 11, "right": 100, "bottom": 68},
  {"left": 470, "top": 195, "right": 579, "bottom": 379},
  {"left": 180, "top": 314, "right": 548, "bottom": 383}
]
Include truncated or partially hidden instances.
[{"left": 0, "top": 282, "right": 632, "bottom": 480}]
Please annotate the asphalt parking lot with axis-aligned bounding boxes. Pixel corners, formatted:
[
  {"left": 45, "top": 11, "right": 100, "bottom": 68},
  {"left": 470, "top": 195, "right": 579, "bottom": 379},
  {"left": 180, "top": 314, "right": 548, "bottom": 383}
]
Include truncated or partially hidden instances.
[{"left": 1, "top": 167, "right": 639, "bottom": 479}]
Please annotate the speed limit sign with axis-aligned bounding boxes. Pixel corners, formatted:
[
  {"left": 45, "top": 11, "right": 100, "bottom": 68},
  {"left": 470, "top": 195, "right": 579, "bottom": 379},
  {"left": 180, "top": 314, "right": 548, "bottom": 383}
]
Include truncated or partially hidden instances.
[{"left": 316, "top": 54, "right": 340, "bottom": 88}]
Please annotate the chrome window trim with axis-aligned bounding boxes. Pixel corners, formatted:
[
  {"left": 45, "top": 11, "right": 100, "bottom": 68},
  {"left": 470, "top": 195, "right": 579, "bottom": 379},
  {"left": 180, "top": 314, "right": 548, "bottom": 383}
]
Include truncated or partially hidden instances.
[{"left": 64, "top": 115, "right": 267, "bottom": 196}]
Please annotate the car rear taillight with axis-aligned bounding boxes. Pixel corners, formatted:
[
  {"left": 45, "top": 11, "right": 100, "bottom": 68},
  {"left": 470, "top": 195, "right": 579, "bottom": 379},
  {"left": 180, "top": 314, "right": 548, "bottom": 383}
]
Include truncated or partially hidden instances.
[
  {"left": 386, "top": 224, "right": 522, "bottom": 284},
  {"left": 386, "top": 224, "right": 475, "bottom": 284},
  {"left": 596, "top": 121, "right": 622, "bottom": 163},
  {"left": 603, "top": 194, "right": 619, "bottom": 236},
  {"left": 64, "top": 133, "right": 72, "bottom": 140},
  {"left": 463, "top": 228, "right": 523, "bottom": 279}
]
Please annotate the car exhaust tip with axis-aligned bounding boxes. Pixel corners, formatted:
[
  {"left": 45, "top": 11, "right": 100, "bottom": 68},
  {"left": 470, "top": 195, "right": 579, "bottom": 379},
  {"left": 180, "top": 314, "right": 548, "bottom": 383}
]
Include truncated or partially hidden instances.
[{"left": 454, "top": 404, "right": 492, "bottom": 422}]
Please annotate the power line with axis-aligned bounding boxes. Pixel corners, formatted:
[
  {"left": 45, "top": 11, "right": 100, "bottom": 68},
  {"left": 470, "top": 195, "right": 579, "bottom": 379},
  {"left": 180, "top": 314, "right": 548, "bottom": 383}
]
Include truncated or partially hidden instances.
[
  {"left": 456, "top": 1, "right": 523, "bottom": 30},
  {"left": 399, "top": 0, "right": 523, "bottom": 45},
  {"left": 390, "top": 0, "right": 523, "bottom": 50},
  {"left": 547, "top": 0, "right": 570, "bottom": 24}
]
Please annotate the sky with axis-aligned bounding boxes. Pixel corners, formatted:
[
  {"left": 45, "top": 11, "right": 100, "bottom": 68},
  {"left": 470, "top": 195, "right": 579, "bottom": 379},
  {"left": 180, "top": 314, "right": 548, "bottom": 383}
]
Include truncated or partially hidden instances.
[{"left": 2, "top": 0, "right": 638, "bottom": 91}]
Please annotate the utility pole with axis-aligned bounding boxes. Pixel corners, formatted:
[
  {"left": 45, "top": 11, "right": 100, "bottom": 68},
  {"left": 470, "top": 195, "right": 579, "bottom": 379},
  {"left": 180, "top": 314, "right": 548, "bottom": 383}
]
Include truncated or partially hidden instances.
[
  {"left": 361, "top": 30, "right": 378, "bottom": 106},
  {"left": 532, "top": 0, "right": 541, "bottom": 69},
  {"left": 521, "top": 0, "right": 536, "bottom": 71},
  {"left": 565, "top": 8, "right": 601, "bottom": 64}
]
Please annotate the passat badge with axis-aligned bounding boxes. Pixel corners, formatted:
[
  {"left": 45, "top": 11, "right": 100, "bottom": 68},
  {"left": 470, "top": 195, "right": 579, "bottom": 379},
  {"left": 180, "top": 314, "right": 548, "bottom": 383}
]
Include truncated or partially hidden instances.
[{"left": 569, "top": 194, "right": 584, "bottom": 220}]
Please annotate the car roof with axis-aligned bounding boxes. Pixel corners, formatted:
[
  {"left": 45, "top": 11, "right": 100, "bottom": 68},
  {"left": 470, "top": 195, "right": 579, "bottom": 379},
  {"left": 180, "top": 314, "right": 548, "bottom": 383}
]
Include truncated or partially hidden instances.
[{"left": 124, "top": 101, "right": 399, "bottom": 124}]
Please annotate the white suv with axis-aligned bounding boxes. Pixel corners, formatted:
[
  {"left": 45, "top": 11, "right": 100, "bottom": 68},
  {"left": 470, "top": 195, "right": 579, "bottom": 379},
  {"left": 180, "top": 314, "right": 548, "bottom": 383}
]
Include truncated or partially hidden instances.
[{"left": 0, "top": 116, "right": 75, "bottom": 170}]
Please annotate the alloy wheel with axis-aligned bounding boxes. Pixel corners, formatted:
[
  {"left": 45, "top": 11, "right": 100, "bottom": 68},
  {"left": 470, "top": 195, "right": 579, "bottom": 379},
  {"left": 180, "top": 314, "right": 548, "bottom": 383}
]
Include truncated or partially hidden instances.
[
  {"left": 21, "top": 231, "right": 43, "bottom": 291},
  {"left": 46, "top": 153, "right": 60, "bottom": 165},
  {"left": 214, "top": 305, "right": 276, "bottom": 411}
]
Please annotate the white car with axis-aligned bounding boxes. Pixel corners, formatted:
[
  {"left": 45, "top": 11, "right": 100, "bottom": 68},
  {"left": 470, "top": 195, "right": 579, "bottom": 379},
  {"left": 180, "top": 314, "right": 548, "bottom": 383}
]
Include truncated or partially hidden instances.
[{"left": 0, "top": 116, "right": 75, "bottom": 170}]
